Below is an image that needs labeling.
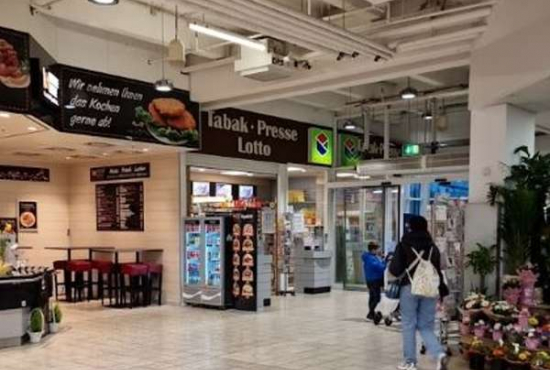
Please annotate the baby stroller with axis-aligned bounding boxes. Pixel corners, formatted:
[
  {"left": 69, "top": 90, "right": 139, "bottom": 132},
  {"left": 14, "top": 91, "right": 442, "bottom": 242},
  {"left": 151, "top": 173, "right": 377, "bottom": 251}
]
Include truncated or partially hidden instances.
[{"left": 373, "top": 256, "right": 401, "bottom": 326}]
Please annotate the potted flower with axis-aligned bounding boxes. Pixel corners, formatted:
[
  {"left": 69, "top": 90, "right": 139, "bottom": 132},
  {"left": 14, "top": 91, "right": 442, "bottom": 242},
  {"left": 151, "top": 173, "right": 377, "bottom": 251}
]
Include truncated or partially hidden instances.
[
  {"left": 493, "top": 323, "right": 505, "bottom": 342},
  {"left": 49, "top": 304, "right": 62, "bottom": 333},
  {"left": 464, "top": 293, "right": 492, "bottom": 311},
  {"left": 469, "top": 338, "right": 488, "bottom": 370},
  {"left": 518, "top": 265, "right": 539, "bottom": 307},
  {"left": 462, "top": 317, "right": 472, "bottom": 336},
  {"left": 489, "top": 343, "right": 508, "bottom": 370},
  {"left": 475, "top": 320, "right": 488, "bottom": 339},
  {"left": 532, "top": 351, "right": 550, "bottom": 370},
  {"left": 492, "top": 301, "right": 520, "bottom": 321},
  {"left": 507, "top": 344, "right": 532, "bottom": 370},
  {"left": 527, "top": 329, "right": 542, "bottom": 351},
  {"left": 28, "top": 308, "right": 44, "bottom": 344},
  {"left": 503, "top": 278, "right": 522, "bottom": 306}
]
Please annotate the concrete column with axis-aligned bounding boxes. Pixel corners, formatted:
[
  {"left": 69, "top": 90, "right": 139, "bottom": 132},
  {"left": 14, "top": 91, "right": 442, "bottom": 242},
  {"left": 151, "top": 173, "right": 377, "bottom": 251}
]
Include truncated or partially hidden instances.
[{"left": 464, "top": 104, "right": 535, "bottom": 294}]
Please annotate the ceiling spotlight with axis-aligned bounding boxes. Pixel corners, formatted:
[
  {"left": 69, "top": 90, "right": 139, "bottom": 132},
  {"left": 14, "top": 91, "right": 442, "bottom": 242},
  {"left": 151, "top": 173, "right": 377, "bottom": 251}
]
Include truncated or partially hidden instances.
[
  {"left": 423, "top": 111, "right": 434, "bottom": 121},
  {"left": 288, "top": 166, "right": 306, "bottom": 173},
  {"left": 155, "top": 78, "right": 174, "bottom": 92},
  {"left": 337, "top": 52, "right": 345, "bottom": 61},
  {"left": 344, "top": 121, "right": 357, "bottom": 130},
  {"left": 88, "top": 0, "right": 119, "bottom": 5},
  {"left": 351, "top": 52, "right": 359, "bottom": 58},
  {"left": 374, "top": 55, "right": 382, "bottom": 62}
]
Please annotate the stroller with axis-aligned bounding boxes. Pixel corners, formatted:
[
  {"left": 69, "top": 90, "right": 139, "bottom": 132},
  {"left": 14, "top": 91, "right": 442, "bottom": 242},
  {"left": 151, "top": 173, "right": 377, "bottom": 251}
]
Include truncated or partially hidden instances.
[{"left": 373, "top": 255, "right": 401, "bottom": 326}]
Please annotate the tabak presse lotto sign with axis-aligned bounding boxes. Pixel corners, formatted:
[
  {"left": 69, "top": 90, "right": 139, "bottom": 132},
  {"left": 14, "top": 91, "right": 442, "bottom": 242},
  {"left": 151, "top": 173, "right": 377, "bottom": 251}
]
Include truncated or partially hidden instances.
[
  {"left": 48, "top": 64, "right": 200, "bottom": 149},
  {"left": 201, "top": 109, "right": 334, "bottom": 166}
]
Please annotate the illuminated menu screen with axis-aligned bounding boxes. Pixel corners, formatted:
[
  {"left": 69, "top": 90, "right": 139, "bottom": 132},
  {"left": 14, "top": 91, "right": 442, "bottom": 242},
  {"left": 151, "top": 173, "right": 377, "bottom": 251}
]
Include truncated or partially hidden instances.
[{"left": 96, "top": 182, "right": 144, "bottom": 231}]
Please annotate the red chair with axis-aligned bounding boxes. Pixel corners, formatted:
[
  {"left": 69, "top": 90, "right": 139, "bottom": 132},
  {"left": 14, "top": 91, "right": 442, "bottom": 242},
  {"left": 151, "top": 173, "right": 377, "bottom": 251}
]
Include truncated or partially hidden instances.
[
  {"left": 52, "top": 260, "right": 68, "bottom": 301},
  {"left": 67, "top": 260, "right": 92, "bottom": 302},
  {"left": 145, "top": 263, "right": 163, "bottom": 306},
  {"left": 92, "top": 260, "right": 115, "bottom": 305},
  {"left": 120, "top": 263, "right": 149, "bottom": 308}
]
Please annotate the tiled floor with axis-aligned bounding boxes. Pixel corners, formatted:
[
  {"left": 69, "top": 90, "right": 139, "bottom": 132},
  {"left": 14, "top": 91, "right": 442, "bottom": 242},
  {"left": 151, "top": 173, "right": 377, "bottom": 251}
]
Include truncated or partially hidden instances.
[{"left": 0, "top": 290, "right": 464, "bottom": 370}]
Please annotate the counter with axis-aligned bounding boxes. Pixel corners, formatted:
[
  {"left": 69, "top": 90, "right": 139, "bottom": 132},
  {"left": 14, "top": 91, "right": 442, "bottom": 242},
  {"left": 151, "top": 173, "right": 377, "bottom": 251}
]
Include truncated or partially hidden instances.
[{"left": 295, "top": 250, "right": 332, "bottom": 294}]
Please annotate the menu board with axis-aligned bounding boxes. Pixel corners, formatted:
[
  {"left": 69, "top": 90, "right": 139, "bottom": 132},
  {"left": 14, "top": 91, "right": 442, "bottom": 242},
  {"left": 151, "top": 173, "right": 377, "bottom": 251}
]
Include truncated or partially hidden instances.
[
  {"left": 0, "top": 165, "right": 49, "bottom": 182},
  {"left": 231, "top": 211, "right": 257, "bottom": 311},
  {"left": 52, "top": 64, "right": 200, "bottom": 148},
  {"left": 96, "top": 182, "right": 144, "bottom": 231},
  {"left": 0, "top": 27, "right": 31, "bottom": 113}
]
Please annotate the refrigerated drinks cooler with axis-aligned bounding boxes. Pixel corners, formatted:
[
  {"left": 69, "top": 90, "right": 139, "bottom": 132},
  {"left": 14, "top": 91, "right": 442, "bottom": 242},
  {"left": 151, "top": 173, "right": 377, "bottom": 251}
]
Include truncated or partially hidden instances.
[{"left": 182, "top": 217, "right": 229, "bottom": 307}]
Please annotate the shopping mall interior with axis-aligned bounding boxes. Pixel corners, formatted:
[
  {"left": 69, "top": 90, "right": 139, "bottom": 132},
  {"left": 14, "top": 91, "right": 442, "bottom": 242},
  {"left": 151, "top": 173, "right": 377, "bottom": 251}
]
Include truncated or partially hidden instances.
[{"left": 1, "top": 0, "right": 550, "bottom": 369}]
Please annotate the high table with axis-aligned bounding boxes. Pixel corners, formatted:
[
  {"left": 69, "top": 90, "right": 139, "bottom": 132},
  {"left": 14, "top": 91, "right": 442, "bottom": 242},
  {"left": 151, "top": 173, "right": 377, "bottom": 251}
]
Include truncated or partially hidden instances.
[
  {"left": 90, "top": 248, "right": 163, "bottom": 307},
  {"left": 45, "top": 246, "right": 115, "bottom": 301}
]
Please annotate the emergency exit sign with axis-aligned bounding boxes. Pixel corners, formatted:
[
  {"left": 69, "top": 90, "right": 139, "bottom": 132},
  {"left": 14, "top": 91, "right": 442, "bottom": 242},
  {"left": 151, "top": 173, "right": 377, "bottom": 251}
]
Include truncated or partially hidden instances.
[{"left": 402, "top": 144, "right": 421, "bottom": 157}]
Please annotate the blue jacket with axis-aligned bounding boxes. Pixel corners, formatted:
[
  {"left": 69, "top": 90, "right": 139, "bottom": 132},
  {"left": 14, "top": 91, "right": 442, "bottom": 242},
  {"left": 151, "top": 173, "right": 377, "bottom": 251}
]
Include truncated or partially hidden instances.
[{"left": 362, "top": 251, "right": 386, "bottom": 283}]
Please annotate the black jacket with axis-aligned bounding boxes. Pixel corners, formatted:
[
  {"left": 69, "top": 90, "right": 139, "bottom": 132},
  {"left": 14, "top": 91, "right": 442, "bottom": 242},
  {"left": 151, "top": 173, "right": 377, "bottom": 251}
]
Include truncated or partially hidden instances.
[{"left": 389, "top": 230, "right": 447, "bottom": 296}]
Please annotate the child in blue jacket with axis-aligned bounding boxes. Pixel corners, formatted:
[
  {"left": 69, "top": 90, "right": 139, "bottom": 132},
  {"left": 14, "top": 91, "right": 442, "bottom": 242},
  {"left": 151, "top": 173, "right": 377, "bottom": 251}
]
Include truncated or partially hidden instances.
[{"left": 362, "top": 242, "right": 386, "bottom": 321}]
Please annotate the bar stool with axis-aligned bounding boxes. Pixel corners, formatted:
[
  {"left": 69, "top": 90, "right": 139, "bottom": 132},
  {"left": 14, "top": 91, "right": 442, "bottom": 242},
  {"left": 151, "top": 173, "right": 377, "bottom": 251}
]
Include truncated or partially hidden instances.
[
  {"left": 120, "top": 263, "right": 149, "bottom": 308},
  {"left": 92, "top": 260, "right": 115, "bottom": 305},
  {"left": 52, "top": 260, "right": 68, "bottom": 301},
  {"left": 67, "top": 260, "right": 92, "bottom": 302},
  {"left": 145, "top": 263, "right": 163, "bottom": 306}
]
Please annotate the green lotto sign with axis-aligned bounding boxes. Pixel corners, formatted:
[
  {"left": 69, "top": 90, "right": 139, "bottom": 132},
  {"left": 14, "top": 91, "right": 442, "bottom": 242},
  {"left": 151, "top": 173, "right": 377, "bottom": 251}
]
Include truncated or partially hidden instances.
[
  {"left": 308, "top": 128, "right": 334, "bottom": 166},
  {"left": 339, "top": 134, "right": 361, "bottom": 167},
  {"left": 402, "top": 143, "right": 421, "bottom": 157}
]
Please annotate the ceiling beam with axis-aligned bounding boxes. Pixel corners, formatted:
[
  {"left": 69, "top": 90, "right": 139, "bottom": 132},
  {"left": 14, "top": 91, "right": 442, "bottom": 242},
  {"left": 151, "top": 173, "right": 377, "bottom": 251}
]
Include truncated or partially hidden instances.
[
  {"left": 330, "top": 89, "right": 365, "bottom": 100},
  {"left": 411, "top": 74, "right": 445, "bottom": 87},
  {"left": 286, "top": 97, "right": 339, "bottom": 111}
]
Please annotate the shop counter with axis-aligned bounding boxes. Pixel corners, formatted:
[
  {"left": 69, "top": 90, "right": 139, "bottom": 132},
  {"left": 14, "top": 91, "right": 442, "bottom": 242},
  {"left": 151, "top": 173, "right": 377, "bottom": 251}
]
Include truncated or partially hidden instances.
[
  {"left": 295, "top": 250, "right": 332, "bottom": 294},
  {"left": 0, "top": 268, "right": 53, "bottom": 348}
]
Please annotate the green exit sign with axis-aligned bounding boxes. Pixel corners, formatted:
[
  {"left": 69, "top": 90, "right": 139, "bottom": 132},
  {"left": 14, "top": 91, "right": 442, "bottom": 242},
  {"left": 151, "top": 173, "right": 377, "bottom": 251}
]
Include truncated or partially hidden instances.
[{"left": 402, "top": 144, "right": 421, "bottom": 157}]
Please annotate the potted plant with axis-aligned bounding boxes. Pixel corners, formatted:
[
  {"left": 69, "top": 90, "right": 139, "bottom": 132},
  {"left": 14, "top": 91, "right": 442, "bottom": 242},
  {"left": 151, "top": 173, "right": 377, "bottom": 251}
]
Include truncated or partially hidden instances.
[
  {"left": 507, "top": 344, "right": 532, "bottom": 370},
  {"left": 503, "top": 278, "right": 523, "bottom": 306},
  {"left": 467, "top": 243, "right": 498, "bottom": 294},
  {"left": 489, "top": 343, "right": 508, "bottom": 370},
  {"left": 49, "top": 304, "right": 62, "bottom": 333},
  {"left": 469, "top": 338, "right": 488, "bottom": 370},
  {"left": 532, "top": 351, "right": 550, "bottom": 370},
  {"left": 28, "top": 308, "right": 44, "bottom": 344}
]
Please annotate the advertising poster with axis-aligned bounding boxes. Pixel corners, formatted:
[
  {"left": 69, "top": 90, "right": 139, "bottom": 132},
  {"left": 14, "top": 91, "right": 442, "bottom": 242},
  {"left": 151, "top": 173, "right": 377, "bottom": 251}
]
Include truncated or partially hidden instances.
[
  {"left": 339, "top": 133, "right": 361, "bottom": 167},
  {"left": 0, "top": 217, "right": 18, "bottom": 241},
  {"left": 18, "top": 201, "right": 37, "bottom": 232},
  {"left": 0, "top": 26, "right": 31, "bottom": 112}
]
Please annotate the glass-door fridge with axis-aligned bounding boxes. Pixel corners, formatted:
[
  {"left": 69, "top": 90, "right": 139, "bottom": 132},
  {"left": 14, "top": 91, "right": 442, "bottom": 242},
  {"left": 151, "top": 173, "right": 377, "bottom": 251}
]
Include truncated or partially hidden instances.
[{"left": 182, "top": 217, "right": 228, "bottom": 307}]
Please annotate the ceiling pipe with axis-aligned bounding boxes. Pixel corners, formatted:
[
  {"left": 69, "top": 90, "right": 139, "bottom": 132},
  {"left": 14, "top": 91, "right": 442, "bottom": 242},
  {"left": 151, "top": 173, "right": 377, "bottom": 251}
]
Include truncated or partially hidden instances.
[
  {"left": 248, "top": 0, "right": 394, "bottom": 58},
  {"left": 173, "top": 0, "right": 339, "bottom": 55},
  {"left": 223, "top": 0, "right": 384, "bottom": 58}
]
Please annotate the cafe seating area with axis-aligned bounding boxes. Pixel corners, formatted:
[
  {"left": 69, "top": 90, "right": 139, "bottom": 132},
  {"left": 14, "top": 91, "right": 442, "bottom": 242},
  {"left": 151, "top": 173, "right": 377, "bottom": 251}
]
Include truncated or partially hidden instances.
[{"left": 47, "top": 246, "right": 164, "bottom": 308}]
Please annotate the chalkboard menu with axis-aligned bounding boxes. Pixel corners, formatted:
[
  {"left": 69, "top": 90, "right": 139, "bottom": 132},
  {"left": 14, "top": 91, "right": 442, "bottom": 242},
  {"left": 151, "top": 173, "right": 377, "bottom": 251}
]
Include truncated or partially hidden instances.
[{"left": 96, "top": 182, "right": 144, "bottom": 231}]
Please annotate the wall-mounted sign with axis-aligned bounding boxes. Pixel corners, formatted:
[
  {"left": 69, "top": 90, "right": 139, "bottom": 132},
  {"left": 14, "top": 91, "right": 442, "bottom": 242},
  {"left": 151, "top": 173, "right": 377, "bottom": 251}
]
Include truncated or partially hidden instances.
[
  {"left": 402, "top": 143, "right": 421, "bottom": 157},
  {"left": 18, "top": 201, "right": 37, "bottom": 232},
  {"left": 200, "top": 109, "right": 332, "bottom": 166},
  {"left": 308, "top": 128, "right": 334, "bottom": 166},
  {"left": 90, "top": 163, "right": 150, "bottom": 182},
  {"left": 0, "top": 27, "right": 31, "bottom": 113},
  {"left": 96, "top": 182, "right": 144, "bottom": 231},
  {"left": 0, "top": 165, "right": 49, "bottom": 182},
  {"left": 339, "top": 133, "right": 361, "bottom": 167},
  {"left": 50, "top": 64, "right": 200, "bottom": 149}
]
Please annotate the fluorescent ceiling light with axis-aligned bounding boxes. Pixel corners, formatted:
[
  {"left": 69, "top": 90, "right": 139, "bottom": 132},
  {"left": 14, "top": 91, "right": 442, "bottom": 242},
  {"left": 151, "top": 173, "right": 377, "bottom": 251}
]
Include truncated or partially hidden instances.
[
  {"left": 336, "top": 172, "right": 356, "bottom": 178},
  {"left": 0, "top": 112, "right": 10, "bottom": 118},
  {"left": 190, "top": 23, "right": 266, "bottom": 51},
  {"left": 155, "top": 79, "right": 174, "bottom": 92},
  {"left": 88, "top": 0, "right": 119, "bottom": 5},
  {"left": 344, "top": 122, "right": 357, "bottom": 130},
  {"left": 27, "top": 127, "right": 38, "bottom": 132},
  {"left": 373, "top": 190, "right": 383, "bottom": 194},
  {"left": 221, "top": 170, "right": 252, "bottom": 176},
  {"left": 288, "top": 166, "right": 306, "bottom": 173},
  {"left": 355, "top": 175, "right": 371, "bottom": 180}
]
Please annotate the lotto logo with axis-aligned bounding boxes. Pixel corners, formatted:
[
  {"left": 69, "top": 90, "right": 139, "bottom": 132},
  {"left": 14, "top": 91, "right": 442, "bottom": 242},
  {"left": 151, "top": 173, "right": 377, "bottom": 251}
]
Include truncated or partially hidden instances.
[
  {"left": 344, "top": 138, "right": 357, "bottom": 158},
  {"left": 316, "top": 133, "right": 329, "bottom": 156}
]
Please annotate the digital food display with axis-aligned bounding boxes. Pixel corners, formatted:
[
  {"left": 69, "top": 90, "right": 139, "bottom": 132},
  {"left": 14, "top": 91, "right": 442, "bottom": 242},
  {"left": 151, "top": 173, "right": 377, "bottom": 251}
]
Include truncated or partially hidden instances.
[
  {"left": 242, "top": 238, "right": 254, "bottom": 252},
  {"left": 192, "top": 182, "right": 210, "bottom": 197},
  {"left": 242, "top": 282, "right": 254, "bottom": 298},
  {"left": 232, "top": 224, "right": 241, "bottom": 236},
  {"left": 232, "top": 239, "right": 241, "bottom": 252},
  {"left": 239, "top": 185, "right": 254, "bottom": 200},
  {"left": 243, "top": 224, "right": 254, "bottom": 237},
  {"left": 19, "top": 212, "right": 35, "bottom": 228},
  {"left": 243, "top": 253, "right": 254, "bottom": 267},
  {"left": 242, "top": 267, "right": 253, "bottom": 282},
  {"left": 136, "top": 97, "right": 199, "bottom": 146},
  {"left": 216, "top": 183, "right": 233, "bottom": 199},
  {"left": 0, "top": 38, "right": 30, "bottom": 89}
]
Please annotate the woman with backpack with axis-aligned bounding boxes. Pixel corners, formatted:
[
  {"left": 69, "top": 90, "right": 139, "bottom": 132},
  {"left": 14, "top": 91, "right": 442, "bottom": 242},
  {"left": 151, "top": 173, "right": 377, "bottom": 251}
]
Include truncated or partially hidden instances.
[{"left": 389, "top": 216, "right": 449, "bottom": 370}]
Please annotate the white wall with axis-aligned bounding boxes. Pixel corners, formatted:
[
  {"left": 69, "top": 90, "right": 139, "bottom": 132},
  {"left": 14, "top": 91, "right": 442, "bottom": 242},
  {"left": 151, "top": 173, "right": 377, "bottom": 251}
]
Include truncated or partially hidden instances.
[
  {"left": 242, "top": 100, "right": 335, "bottom": 127},
  {"left": 469, "top": 0, "right": 550, "bottom": 109},
  {"left": 68, "top": 153, "right": 181, "bottom": 303},
  {"left": 0, "top": 161, "right": 70, "bottom": 268}
]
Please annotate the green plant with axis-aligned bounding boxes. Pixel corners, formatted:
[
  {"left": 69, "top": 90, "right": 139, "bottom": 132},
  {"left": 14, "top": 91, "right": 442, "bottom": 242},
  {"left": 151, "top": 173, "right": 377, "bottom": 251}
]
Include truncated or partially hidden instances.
[
  {"left": 0, "top": 238, "right": 9, "bottom": 263},
  {"left": 29, "top": 308, "right": 44, "bottom": 333},
  {"left": 466, "top": 243, "right": 497, "bottom": 293},
  {"left": 53, "top": 304, "right": 62, "bottom": 324}
]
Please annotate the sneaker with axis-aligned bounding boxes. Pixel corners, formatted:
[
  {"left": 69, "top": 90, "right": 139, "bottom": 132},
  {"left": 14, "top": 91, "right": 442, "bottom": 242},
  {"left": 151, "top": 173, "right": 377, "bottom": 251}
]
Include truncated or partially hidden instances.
[
  {"left": 437, "top": 354, "right": 449, "bottom": 370},
  {"left": 397, "top": 363, "right": 417, "bottom": 370},
  {"left": 365, "top": 313, "right": 374, "bottom": 322}
]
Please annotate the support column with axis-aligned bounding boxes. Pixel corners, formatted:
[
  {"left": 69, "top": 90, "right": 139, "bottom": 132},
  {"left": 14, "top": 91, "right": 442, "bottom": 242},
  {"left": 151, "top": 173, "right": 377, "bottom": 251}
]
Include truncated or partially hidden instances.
[
  {"left": 383, "top": 106, "right": 390, "bottom": 160},
  {"left": 464, "top": 104, "right": 535, "bottom": 294}
]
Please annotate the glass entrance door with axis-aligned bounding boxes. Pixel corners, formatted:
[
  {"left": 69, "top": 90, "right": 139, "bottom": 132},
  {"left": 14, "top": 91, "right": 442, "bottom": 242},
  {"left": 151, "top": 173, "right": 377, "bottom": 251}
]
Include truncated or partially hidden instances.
[{"left": 337, "top": 185, "right": 401, "bottom": 290}]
